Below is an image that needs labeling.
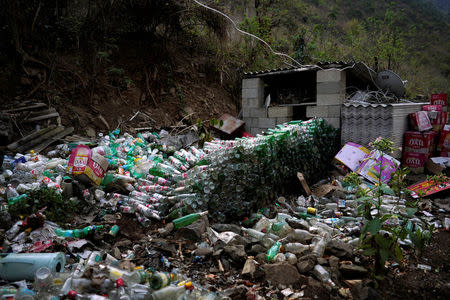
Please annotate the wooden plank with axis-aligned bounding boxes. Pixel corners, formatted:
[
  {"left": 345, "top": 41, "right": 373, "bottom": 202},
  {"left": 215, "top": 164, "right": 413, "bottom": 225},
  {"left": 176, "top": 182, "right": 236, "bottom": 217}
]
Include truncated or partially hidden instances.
[
  {"left": 16, "top": 126, "right": 64, "bottom": 153},
  {"left": 5, "top": 103, "right": 48, "bottom": 112},
  {"left": 297, "top": 172, "right": 312, "bottom": 196},
  {"left": 28, "top": 108, "right": 57, "bottom": 117},
  {"left": 33, "top": 127, "right": 74, "bottom": 153},
  {"left": 25, "top": 112, "right": 60, "bottom": 122},
  {"left": 7, "top": 125, "right": 56, "bottom": 151},
  {"left": 278, "top": 102, "right": 316, "bottom": 107}
]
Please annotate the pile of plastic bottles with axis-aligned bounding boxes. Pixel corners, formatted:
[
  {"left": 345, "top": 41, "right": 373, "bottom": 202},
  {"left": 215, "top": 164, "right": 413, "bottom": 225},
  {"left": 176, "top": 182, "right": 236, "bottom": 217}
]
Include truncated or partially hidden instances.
[{"left": 0, "top": 251, "right": 229, "bottom": 299}]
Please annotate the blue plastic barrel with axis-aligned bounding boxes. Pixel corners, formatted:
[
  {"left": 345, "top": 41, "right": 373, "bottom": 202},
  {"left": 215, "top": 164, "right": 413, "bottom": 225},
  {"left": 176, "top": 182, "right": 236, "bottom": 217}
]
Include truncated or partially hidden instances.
[{"left": 0, "top": 252, "right": 66, "bottom": 281}]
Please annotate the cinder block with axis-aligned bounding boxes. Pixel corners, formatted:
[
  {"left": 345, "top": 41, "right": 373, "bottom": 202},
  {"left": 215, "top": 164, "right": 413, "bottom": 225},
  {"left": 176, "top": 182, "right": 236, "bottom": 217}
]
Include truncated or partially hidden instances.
[
  {"left": 242, "top": 78, "right": 263, "bottom": 89},
  {"left": 317, "top": 69, "right": 346, "bottom": 82},
  {"left": 243, "top": 117, "right": 258, "bottom": 128},
  {"left": 317, "top": 82, "right": 345, "bottom": 94},
  {"left": 276, "top": 117, "right": 291, "bottom": 124},
  {"left": 242, "top": 98, "right": 262, "bottom": 108},
  {"left": 306, "top": 105, "right": 328, "bottom": 118},
  {"left": 268, "top": 106, "right": 293, "bottom": 118},
  {"left": 327, "top": 105, "right": 341, "bottom": 117},
  {"left": 317, "top": 93, "right": 346, "bottom": 106},
  {"left": 250, "top": 127, "right": 264, "bottom": 136},
  {"left": 258, "top": 117, "right": 276, "bottom": 128},
  {"left": 250, "top": 108, "right": 267, "bottom": 118},
  {"left": 324, "top": 117, "right": 340, "bottom": 128},
  {"left": 242, "top": 107, "right": 252, "bottom": 117},
  {"left": 242, "top": 88, "right": 259, "bottom": 99}
]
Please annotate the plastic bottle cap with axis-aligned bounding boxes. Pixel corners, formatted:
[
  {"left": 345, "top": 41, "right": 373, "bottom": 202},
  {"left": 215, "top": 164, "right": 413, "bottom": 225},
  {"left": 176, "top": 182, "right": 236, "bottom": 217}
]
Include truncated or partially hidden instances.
[
  {"left": 116, "top": 278, "right": 125, "bottom": 287},
  {"left": 68, "top": 290, "right": 77, "bottom": 299}
]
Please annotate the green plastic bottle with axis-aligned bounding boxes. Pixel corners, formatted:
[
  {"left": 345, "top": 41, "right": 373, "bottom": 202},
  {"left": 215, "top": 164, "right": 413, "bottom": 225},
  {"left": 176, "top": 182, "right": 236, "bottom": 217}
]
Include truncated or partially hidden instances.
[
  {"left": 8, "top": 194, "right": 28, "bottom": 205},
  {"left": 266, "top": 241, "right": 282, "bottom": 262},
  {"left": 172, "top": 211, "right": 208, "bottom": 229}
]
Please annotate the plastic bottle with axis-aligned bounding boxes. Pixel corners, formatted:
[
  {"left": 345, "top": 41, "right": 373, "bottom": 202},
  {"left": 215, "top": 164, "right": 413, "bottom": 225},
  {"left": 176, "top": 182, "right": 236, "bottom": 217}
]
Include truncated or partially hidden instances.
[
  {"left": 266, "top": 241, "right": 282, "bottom": 261},
  {"left": 5, "top": 220, "right": 23, "bottom": 240},
  {"left": 149, "top": 272, "right": 173, "bottom": 290},
  {"left": 172, "top": 211, "right": 208, "bottom": 229},
  {"left": 283, "top": 243, "right": 312, "bottom": 255},
  {"left": 6, "top": 184, "right": 19, "bottom": 199},
  {"left": 106, "top": 265, "right": 147, "bottom": 285},
  {"left": 286, "top": 229, "right": 315, "bottom": 243},
  {"left": 150, "top": 285, "right": 188, "bottom": 300},
  {"left": 109, "top": 278, "right": 131, "bottom": 300},
  {"left": 312, "top": 232, "right": 331, "bottom": 258},
  {"left": 313, "top": 264, "right": 335, "bottom": 287},
  {"left": 270, "top": 221, "right": 293, "bottom": 238}
]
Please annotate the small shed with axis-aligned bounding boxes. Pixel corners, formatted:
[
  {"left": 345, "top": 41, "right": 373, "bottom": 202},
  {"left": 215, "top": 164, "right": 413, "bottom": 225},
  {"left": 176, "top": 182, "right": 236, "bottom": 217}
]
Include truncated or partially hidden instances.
[{"left": 241, "top": 61, "right": 376, "bottom": 136}]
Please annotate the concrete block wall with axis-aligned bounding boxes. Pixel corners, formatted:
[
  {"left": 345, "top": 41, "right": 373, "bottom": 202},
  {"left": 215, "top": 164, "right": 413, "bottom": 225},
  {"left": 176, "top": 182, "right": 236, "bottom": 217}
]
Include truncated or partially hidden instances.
[
  {"left": 306, "top": 69, "right": 346, "bottom": 128},
  {"left": 242, "top": 78, "right": 293, "bottom": 135}
]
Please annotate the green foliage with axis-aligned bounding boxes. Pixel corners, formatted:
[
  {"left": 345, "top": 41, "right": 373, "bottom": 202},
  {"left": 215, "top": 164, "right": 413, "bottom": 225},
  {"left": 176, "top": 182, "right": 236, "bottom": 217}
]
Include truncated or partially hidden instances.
[
  {"left": 356, "top": 137, "right": 411, "bottom": 277},
  {"left": 389, "top": 167, "right": 411, "bottom": 200},
  {"left": 408, "top": 224, "right": 434, "bottom": 253},
  {"left": 8, "top": 188, "right": 78, "bottom": 224}
]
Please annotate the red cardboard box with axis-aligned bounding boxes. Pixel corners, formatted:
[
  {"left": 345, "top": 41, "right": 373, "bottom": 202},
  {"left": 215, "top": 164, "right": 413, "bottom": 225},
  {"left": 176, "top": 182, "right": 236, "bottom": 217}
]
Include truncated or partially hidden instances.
[
  {"left": 402, "top": 152, "right": 428, "bottom": 174},
  {"left": 404, "top": 131, "right": 435, "bottom": 155},
  {"left": 438, "top": 125, "right": 450, "bottom": 156},
  {"left": 431, "top": 93, "right": 448, "bottom": 108},
  {"left": 422, "top": 104, "right": 443, "bottom": 112},
  {"left": 409, "top": 111, "right": 432, "bottom": 132}
]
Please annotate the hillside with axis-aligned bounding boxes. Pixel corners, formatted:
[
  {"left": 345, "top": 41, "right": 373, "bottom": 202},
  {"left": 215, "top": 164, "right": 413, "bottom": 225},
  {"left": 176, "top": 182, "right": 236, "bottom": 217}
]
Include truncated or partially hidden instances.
[
  {"left": 221, "top": 0, "right": 449, "bottom": 96},
  {"left": 0, "top": 0, "right": 448, "bottom": 137}
]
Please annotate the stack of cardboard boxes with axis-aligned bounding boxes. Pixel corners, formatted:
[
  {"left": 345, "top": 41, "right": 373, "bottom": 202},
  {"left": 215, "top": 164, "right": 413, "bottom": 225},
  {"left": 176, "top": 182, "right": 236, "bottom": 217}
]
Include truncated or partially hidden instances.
[{"left": 402, "top": 93, "right": 449, "bottom": 173}]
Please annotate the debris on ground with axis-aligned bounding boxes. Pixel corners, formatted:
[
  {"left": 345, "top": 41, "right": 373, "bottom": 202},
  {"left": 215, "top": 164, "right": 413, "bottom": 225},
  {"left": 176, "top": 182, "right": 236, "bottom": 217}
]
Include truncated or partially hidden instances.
[{"left": 0, "top": 114, "right": 449, "bottom": 299}]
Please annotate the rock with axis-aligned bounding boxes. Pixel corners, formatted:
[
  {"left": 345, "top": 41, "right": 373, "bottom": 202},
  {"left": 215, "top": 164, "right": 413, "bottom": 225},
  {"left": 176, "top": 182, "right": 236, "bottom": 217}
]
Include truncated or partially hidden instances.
[
  {"left": 242, "top": 257, "right": 258, "bottom": 277},
  {"left": 264, "top": 262, "right": 302, "bottom": 286},
  {"left": 249, "top": 244, "right": 266, "bottom": 255},
  {"left": 255, "top": 253, "right": 266, "bottom": 265},
  {"left": 332, "top": 189, "right": 347, "bottom": 199},
  {"left": 273, "top": 253, "right": 286, "bottom": 263},
  {"left": 86, "top": 127, "right": 96, "bottom": 138},
  {"left": 296, "top": 254, "right": 317, "bottom": 273},
  {"left": 175, "top": 217, "right": 208, "bottom": 241},
  {"left": 224, "top": 245, "right": 247, "bottom": 262},
  {"left": 326, "top": 239, "right": 354, "bottom": 258},
  {"left": 228, "top": 235, "right": 251, "bottom": 247},
  {"left": 317, "top": 257, "right": 328, "bottom": 266},
  {"left": 211, "top": 223, "right": 241, "bottom": 234},
  {"left": 329, "top": 256, "right": 339, "bottom": 268},
  {"left": 112, "top": 247, "right": 121, "bottom": 259},
  {"left": 222, "top": 285, "right": 248, "bottom": 298},
  {"left": 285, "top": 252, "right": 298, "bottom": 265},
  {"left": 158, "top": 222, "right": 174, "bottom": 236},
  {"left": 339, "top": 264, "right": 368, "bottom": 278},
  {"left": 220, "top": 258, "right": 230, "bottom": 271},
  {"left": 286, "top": 218, "right": 310, "bottom": 230},
  {"left": 193, "top": 247, "right": 214, "bottom": 256}
]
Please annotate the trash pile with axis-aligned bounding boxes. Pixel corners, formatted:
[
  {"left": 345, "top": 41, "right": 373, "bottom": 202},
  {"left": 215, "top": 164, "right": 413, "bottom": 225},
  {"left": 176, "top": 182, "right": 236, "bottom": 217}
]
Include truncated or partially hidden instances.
[
  {"left": 0, "top": 115, "right": 448, "bottom": 299},
  {"left": 404, "top": 93, "right": 450, "bottom": 174}
]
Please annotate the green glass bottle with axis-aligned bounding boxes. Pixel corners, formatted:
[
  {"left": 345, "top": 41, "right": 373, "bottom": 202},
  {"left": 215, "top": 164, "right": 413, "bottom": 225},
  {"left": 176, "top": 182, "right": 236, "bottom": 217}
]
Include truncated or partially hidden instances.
[
  {"left": 266, "top": 241, "right": 282, "bottom": 262},
  {"left": 172, "top": 211, "right": 208, "bottom": 229}
]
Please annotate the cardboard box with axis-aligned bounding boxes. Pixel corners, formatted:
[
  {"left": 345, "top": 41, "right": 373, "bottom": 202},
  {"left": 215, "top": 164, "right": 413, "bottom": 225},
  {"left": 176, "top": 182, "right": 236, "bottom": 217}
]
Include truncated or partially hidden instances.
[
  {"left": 422, "top": 104, "right": 443, "bottom": 112},
  {"left": 431, "top": 93, "right": 448, "bottom": 111},
  {"left": 404, "top": 131, "right": 435, "bottom": 155},
  {"left": 67, "top": 145, "right": 108, "bottom": 186},
  {"left": 334, "top": 142, "right": 370, "bottom": 172},
  {"left": 409, "top": 111, "right": 432, "bottom": 132},
  {"left": 402, "top": 152, "right": 428, "bottom": 174},
  {"left": 356, "top": 150, "right": 400, "bottom": 184},
  {"left": 438, "top": 124, "right": 450, "bottom": 156}
]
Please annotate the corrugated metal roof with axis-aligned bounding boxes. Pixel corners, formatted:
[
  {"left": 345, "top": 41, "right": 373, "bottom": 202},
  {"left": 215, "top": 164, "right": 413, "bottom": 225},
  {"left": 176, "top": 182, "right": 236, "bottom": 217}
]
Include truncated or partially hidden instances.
[
  {"left": 243, "top": 61, "right": 378, "bottom": 86},
  {"left": 243, "top": 61, "right": 354, "bottom": 77}
]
